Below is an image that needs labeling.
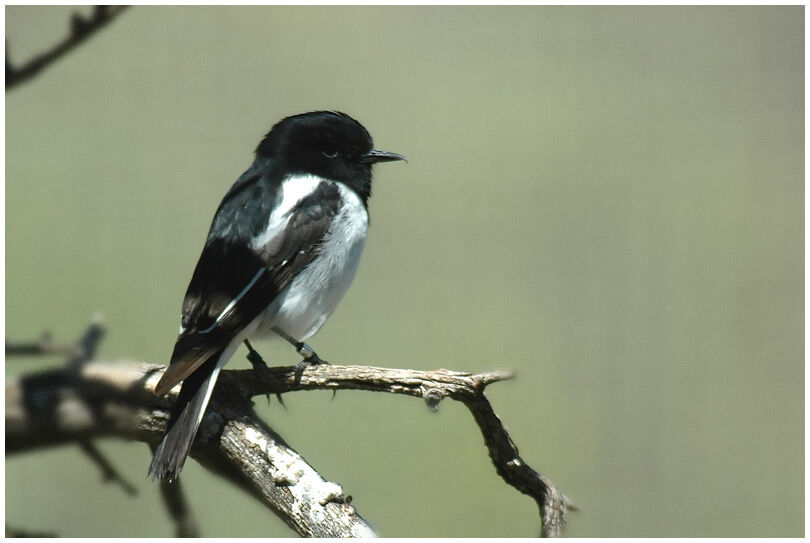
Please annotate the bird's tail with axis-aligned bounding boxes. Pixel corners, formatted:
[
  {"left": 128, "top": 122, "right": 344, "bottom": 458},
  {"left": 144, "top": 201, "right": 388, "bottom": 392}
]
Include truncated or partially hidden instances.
[{"left": 149, "top": 350, "right": 225, "bottom": 481}]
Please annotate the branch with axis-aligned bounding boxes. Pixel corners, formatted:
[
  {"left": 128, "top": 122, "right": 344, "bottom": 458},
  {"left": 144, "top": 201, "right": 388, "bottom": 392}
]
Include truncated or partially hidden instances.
[
  {"left": 5, "top": 331, "right": 78, "bottom": 357},
  {"left": 6, "top": 355, "right": 376, "bottom": 537},
  {"left": 150, "top": 451, "right": 199, "bottom": 538},
  {"left": 6, "top": 526, "right": 57, "bottom": 538},
  {"left": 232, "top": 364, "right": 573, "bottom": 536},
  {"left": 7, "top": 328, "right": 571, "bottom": 536},
  {"left": 78, "top": 440, "right": 138, "bottom": 497},
  {"left": 6, "top": 5, "right": 129, "bottom": 91}
]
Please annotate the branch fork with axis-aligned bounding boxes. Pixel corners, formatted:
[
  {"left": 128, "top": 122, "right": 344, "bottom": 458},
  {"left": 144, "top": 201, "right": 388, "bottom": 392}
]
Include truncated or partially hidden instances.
[{"left": 7, "top": 323, "right": 572, "bottom": 537}]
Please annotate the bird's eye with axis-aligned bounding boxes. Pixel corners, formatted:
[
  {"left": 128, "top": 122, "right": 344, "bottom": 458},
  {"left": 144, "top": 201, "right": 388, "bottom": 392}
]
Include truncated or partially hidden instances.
[{"left": 322, "top": 150, "right": 339, "bottom": 159}]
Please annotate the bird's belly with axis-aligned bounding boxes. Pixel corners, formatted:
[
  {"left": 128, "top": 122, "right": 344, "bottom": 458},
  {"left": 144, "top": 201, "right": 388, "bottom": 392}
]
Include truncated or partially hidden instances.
[{"left": 255, "top": 196, "right": 368, "bottom": 341}]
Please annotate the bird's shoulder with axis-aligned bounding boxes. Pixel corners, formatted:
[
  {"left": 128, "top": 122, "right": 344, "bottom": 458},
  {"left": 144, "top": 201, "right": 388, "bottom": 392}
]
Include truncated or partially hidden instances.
[{"left": 207, "top": 157, "right": 285, "bottom": 243}]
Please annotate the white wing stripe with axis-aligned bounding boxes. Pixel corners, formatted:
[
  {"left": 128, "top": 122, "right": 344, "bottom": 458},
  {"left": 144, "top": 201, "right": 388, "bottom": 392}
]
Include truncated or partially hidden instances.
[
  {"left": 249, "top": 174, "right": 323, "bottom": 251},
  {"left": 197, "top": 267, "right": 266, "bottom": 334}
]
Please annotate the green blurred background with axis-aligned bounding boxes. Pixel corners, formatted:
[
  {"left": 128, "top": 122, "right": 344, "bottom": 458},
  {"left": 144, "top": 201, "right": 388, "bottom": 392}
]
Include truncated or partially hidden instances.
[{"left": 5, "top": 5, "right": 803, "bottom": 537}]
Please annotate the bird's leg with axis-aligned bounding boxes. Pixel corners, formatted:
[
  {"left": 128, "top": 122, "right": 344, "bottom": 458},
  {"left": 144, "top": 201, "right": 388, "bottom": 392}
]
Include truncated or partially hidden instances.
[
  {"left": 271, "top": 328, "right": 335, "bottom": 400},
  {"left": 243, "top": 339, "right": 283, "bottom": 406},
  {"left": 271, "top": 327, "right": 328, "bottom": 367}
]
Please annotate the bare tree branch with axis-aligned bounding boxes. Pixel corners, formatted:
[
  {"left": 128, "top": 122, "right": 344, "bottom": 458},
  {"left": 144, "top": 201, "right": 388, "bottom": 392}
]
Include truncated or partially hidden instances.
[
  {"left": 149, "top": 444, "right": 200, "bottom": 539},
  {"left": 7, "top": 327, "right": 571, "bottom": 536},
  {"left": 6, "top": 350, "right": 377, "bottom": 536},
  {"left": 66, "top": 318, "right": 105, "bottom": 368},
  {"left": 78, "top": 440, "right": 138, "bottom": 497},
  {"left": 229, "top": 364, "right": 573, "bottom": 536},
  {"left": 5, "top": 526, "right": 57, "bottom": 538},
  {"left": 6, "top": 5, "right": 129, "bottom": 91},
  {"left": 6, "top": 331, "right": 78, "bottom": 357}
]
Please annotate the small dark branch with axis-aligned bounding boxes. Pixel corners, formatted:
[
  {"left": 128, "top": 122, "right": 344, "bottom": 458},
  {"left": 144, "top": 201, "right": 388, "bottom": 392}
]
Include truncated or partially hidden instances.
[
  {"left": 6, "top": 525, "right": 57, "bottom": 538},
  {"left": 148, "top": 441, "right": 199, "bottom": 537},
  {"left": 78, "top": 440, "right": 138, "bottom": 497},
  {"left": 6, "top": 320, "right": 105, "bottom": 365},
  {"left": 6, "top": 5, "right": 129, "bottom": 91},
  {"left": 464, "top": 397, "right": 569, "bottom": 537},
  {"left": 6, "top": 331, "right": 77, "bottom": 357},
  {"left": 66, "top": 318, "right": 105, "bottom": 369},
  {"left": 155, "top": 469, "right": 199, "bottom": 537}
]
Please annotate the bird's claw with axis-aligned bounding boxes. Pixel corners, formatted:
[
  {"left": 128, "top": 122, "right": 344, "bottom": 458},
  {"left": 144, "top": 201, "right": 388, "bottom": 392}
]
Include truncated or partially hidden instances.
[
  {"left": 247, "top": 349, "right": 268, "bottom": 370},
  {"left": 289, "top": 341, "right": 333, "bottom": 399},
  {"left": 244, "top": 341, "right": 273, "bottom": 404}
]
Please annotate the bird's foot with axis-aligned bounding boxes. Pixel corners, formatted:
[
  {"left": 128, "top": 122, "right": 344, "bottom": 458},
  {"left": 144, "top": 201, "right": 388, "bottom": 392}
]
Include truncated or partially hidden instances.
[
  {"left": 293, "top": 342, "right": 336, "bottom": 400},
  {"left": 294, "top": 341, "right": 328, "bottom": 368}
]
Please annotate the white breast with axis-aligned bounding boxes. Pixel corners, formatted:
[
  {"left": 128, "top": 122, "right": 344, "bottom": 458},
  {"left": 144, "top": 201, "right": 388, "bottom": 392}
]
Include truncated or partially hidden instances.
[{"left": 253, "top": 175, "right": 369, "bottom": 342}]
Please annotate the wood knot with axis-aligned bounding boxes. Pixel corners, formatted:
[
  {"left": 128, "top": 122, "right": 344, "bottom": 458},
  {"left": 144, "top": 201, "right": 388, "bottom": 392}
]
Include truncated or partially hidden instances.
[{"left": 422, "top": 388, "right": 443, "bottom": 412}]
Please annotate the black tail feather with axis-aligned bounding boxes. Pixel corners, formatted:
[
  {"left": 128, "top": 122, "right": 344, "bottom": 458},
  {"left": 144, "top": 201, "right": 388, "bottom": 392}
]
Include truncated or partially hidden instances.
[{"left": 149, "top": 352, "right": 222, "bottom": 481}]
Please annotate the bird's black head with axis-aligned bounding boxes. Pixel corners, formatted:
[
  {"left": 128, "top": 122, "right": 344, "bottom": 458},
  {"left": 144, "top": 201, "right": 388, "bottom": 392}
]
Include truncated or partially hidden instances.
[{"left": 255, "top": 111, "right": 405, "bottom": 204}]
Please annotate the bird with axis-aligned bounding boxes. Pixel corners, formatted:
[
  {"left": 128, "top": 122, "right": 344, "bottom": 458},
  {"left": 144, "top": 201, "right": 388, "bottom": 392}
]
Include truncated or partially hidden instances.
[{"left": 148, "top": 111, "right": 405, "bottom": 481}]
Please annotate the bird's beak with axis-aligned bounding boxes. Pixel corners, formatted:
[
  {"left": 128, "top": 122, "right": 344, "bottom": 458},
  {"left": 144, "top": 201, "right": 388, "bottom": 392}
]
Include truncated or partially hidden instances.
[{"left": 360, "top": 149, "right": 407, "bottom": 164}]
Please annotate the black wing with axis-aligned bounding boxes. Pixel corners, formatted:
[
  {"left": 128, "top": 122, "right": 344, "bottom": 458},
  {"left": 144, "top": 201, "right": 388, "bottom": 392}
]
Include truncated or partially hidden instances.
[{"left": 155, "top": 180, "right": 341, "bottom": 394}]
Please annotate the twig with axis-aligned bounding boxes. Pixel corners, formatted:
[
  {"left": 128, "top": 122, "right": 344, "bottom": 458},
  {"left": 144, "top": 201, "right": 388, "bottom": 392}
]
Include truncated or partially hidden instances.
[
  {"left": 154, "top": 461, "right": 199, "bottom": 538},
  {"left": 6, "top": 331, "right": 77, "bottom": 357},
  {"left": 78, "top": 440, "right": 138, "bottom": 497},
  {"left": 5, "top": 526, "right": 57, "bottom": 538},
  {"left": 6, "top": 5, "right": 129, "bottom": 91},
  {"left": 6, "top": 319, "right": 104, "bottom": 364},
  {"left": 66, "top": 318, "right": 105, "bottom": 369},
  {"left": 465, "top": 396, "right": 569, "bottom": 537}
]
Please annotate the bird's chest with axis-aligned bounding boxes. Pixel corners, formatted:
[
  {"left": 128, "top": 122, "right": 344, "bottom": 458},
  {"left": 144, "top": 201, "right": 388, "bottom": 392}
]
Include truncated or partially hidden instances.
[{"left": 257, "top": 188, "right": 369, "bottom": 340}]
